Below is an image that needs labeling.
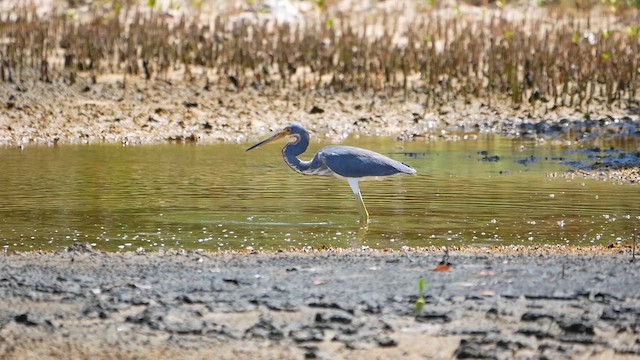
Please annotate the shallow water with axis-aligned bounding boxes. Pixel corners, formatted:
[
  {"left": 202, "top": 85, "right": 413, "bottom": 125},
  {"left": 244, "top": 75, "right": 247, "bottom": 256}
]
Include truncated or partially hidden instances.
[{"left": 0, "top": 136, "right": 638, "bottom": 252}]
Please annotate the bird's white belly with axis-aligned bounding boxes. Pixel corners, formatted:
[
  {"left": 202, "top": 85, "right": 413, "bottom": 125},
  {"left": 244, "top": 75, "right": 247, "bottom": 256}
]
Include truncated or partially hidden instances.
[{"left": 332, "top": 173, "right": 401, "bottom": 181}]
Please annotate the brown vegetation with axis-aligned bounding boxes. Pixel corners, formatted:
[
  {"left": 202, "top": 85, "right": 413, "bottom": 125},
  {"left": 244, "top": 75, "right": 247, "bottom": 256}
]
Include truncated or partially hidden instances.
[{"left": 0, "top": 1, "right": 639, "bottom": 110}]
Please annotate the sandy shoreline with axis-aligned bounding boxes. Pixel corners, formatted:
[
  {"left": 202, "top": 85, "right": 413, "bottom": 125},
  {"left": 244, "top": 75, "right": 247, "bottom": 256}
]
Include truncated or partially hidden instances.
[{"left": 1, "top": 246, "right": 639, "bottom": 359}]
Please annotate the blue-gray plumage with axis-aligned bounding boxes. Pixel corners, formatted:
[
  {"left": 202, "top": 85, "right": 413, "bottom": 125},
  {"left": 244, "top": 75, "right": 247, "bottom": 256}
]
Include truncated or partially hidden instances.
[{"left": 246, "top": 123, "right": 416, "bottom": 224}]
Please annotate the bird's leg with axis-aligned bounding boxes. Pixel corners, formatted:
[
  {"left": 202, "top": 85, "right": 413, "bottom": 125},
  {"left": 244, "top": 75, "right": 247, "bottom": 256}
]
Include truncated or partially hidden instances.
[
  {"left": 347, "top": 178, "right": 370, "bottom": 226},
  {"left": 354, "top": 191, "right": 370, "bottom": 225}
]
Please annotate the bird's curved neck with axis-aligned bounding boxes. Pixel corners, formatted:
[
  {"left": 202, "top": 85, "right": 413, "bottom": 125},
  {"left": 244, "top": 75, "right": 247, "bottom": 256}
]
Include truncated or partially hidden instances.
[{"left": 282, "top": 134, "right": 312, "bottom": 174}]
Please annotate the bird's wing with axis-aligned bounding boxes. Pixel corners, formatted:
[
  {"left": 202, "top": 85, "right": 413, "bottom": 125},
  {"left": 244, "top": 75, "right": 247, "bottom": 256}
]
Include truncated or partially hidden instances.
[
  {"left": 300, "top": 151, "right": 336, "bottom": 176},
  {"left": 319, "top": 146, "right": 416, "bottom": 179}
]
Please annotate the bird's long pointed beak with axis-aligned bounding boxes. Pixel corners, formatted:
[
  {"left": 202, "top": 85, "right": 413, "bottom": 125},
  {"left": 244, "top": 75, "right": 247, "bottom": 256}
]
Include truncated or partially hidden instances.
[{"left": 246, "top": 129, "right": 290, "bottom": 151}]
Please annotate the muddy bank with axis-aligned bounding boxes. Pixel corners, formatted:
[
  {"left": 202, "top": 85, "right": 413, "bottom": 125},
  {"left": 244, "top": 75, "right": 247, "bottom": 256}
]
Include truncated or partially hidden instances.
[
  {"left": 1, "top": 77, "right": 639, "bottom": 148},
  {"left": 1, "top": 246, "right": 639, "bottom": 359}
]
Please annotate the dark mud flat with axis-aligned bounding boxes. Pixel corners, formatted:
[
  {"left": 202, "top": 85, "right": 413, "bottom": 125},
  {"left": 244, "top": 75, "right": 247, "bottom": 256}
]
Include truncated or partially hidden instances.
[{"left": 1, "top": 248, "right": 639, "bottom": 360}]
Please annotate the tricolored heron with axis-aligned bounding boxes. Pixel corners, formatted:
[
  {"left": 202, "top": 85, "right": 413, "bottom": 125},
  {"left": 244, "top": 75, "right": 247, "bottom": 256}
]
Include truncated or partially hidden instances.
[{"left": 246, "top": 123, "right": 416, "bottom": 224}]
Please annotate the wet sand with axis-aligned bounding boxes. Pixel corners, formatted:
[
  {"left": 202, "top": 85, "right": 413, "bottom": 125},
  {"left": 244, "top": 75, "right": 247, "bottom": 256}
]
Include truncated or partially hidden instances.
[{"left": 1, "top": 246, "right": 639, "bottom": 359}]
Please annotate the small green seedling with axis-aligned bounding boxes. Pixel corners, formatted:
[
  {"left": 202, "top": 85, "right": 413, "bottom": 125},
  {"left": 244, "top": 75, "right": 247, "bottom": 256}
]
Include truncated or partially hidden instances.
[{"left": 414, "top": 276, "right": 426, "bottom": 315}]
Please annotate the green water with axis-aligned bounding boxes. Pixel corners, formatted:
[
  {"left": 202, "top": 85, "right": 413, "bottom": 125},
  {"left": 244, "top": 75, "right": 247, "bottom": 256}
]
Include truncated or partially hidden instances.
[{"left": 0, "top": 136, "right": 638, "bottom": 252}]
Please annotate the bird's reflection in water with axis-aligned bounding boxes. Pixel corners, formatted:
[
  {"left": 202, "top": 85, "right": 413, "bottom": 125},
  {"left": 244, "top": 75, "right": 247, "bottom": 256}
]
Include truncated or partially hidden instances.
[{"left": 349, "top": 224, "right": 369, "bottom": 248}]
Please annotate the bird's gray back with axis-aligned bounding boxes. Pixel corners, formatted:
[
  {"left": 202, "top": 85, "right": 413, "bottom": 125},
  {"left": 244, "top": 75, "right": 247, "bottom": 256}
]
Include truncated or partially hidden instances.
[{"left": 317, "top": 146, "right": 416, "bottom": 179}]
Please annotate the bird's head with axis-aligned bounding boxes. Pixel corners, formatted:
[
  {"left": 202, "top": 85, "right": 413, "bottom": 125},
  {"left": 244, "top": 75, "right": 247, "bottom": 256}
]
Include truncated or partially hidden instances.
[{"left": 246, "top": 124, "right": 308, "bottom": 151}]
